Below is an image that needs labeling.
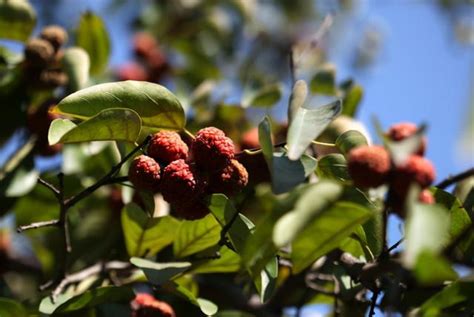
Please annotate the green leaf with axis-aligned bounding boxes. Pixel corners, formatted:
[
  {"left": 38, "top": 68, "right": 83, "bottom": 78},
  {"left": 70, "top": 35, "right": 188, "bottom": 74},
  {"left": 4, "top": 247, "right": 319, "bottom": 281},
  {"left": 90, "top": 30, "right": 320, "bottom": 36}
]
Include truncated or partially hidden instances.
[
  {"left": 53, "top": 81, "right": 185, "bottom": 133},
  {"left": 39, "top": 286, "right": 134, "bottom": 314},
  {"left": 403, "top": 203, "right": 450, "bottom": 268},
  {"left": 62, "top": 47, "right": 90, "bottom": 92},
  {"left": 419, "top": 277, "right": 474, "bottom": 315},
  {"left": 4, "top": 164, "right": 38, "bottom": 197},
  {"left": 340, "top": 80, "right": 363, "bottom": 117},
  {"left": 173, "top": 214, "right": 221, "bottom": 258},
  {"left": 335, "top": 130, "right": 368, "bottom": 156},
  {"left": 310, "top": 64, "right": 337, "bottom": 95},
  {"left": 215, "top": 311, "right": 254, "bottom": 317},
  {"left": 273, "top": 181, "right": 345, "bottom": 248},
  {"left": 413, "top": 251, "right": 457, "bottom": 286},
  {"left": 121, "top": 203, "right": 180, "bottom": 257},
  {"left": 243, "top": 83, "right": 283, "bottom": 108},
  {"left": 165, "top": 281, "right": 219, "bottom": 315},
  {"left": 286, "top": 99, "right": 342, "bottom": 160},
  {"left": 76, "top": 11, "right": 110, "bottom": 75},
  {"left": 316, "top": 153, "right": 350, "bottom": 181},
  {"left": 0, "top": 298, "right": 27, "bottom": 317},
  {"left": 258, "top": 116, "right": 273, "bottom": 165},
  {"left": 130, "top": 257, "right": 191, "bottom": 284},
  {"left": 271, "top": 152, "right": 317, "bottom": 194},
  {"left": 253, "top": 257, "right": 278, "bottom": 303},
  {"left": 48, "top": 118, "right": 77, "bottom": 145},
  {"left": 291, "top": 201, "right": 372, "bottom": 273},
  {"left": 50, "top": 108, "right": 142, "bottom": 144},
  {"left": 196, "top": 298, "right": 219, "bottom": 316},
  {"left": 0, "top": 0, "right": 36, "bottom": 42},
  {"left": 191, "top": 246, "right": 241, "bottom": 274},
  {"left": 288, "top": 80, "right": 308, "bottom": 123}
]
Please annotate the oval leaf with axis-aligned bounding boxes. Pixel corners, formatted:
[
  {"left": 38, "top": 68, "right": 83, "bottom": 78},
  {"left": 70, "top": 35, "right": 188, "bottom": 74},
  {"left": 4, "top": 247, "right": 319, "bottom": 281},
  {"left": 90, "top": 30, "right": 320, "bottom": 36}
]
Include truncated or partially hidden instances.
[
  {"left": 52, "top": 108, "right": 141, "bottom": 144},
  {"left": 62, "top": 47, "right": 90, "bottom": 92},
  {"left": 287, "top": 99, "right": 342, "bottom": 160},
  {"left": 53, "top": 81, "right": 185, "bottom": 132},
  {"left": 131, "top": 257, "right": 191, "bottom": 285},
  {"left": 316, "top": 153, "right": 349, "bottom": 181},
  {"left": 288, "top": 79, "right": 308, "bottom": 122},
  {"left": 0, "top": 0, "right": 36, "bottom": 42},
  {"left": 76, "top": 11, "right": 110, "bottom": 75},
  {"left": 335, "top": 130, "right": 368, "bottom": 156}
]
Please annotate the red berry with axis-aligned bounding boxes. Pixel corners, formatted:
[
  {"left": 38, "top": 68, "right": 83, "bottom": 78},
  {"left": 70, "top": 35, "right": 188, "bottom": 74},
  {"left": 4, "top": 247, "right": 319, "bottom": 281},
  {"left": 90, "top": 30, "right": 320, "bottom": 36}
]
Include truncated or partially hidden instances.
[
  {"left": 148, "top": 131, "right": 188, "bottom": 164},
  {"left": 133, "top": 33, "right": 157, "bottom": 58},
  {"left": 128, "top": 155, "right": 161, "bottom": 192},
  {"left": 347, "top": 145, "right": 391, "bottom": 188},
  {"left": 419, "top": 190, "right": 435, "bottom": 204},
  {"left": 117, "top": 63, "right": 148, "bottom": 81},
  {"left": 209, "top": 159, "right": 249, "bottom": 196},
  {"left": 240, "top": 127, "right": 260, "bottom": 150},
  {"left": 161, "top": 159, "right": 205, "bottom": 202},
  {"left": 192, "top": 127, "right": 235, "bottom": 170},
  {"left": 387, "top": 122, "right": 426, "bottom": 156},
  {"left": 391, "top": 155, "right": 436, "bottom": 197},
  {"left": 130, "top": 293, "right": 176, "bottom": 317}
]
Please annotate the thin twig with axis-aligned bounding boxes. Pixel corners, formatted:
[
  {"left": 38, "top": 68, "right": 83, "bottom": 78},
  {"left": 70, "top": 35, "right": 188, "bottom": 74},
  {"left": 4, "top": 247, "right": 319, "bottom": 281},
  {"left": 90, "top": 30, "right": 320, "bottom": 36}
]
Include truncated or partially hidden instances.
[
  {"left": 387, "top": 237, "right": 404, "bottom": 253},
  {"left": 368, "top": 290, "right": 379, "bottom": 316},
  {"left": 38, "top": 177, "right": 60, "bottom": 197},
  {"left": 17, "top": 219, "right": 60, "bottom": 232},
  {"left": 436, "top": 167, "right": 474, "bottom": 189}
]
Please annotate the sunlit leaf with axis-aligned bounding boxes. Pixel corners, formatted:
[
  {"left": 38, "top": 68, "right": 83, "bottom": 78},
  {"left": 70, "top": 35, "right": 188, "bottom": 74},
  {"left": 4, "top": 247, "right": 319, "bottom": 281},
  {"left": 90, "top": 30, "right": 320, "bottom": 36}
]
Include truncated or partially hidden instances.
[
  {"left": 130, "top": 257, "right": 191, "bottom": 285},
  {"left": 0, "top": 0, "right": 36, "bottom": 42},
  {"left": 288, "top": 80, "right": 308, "bottom": 122},
  {"left": 340, "top": 80, "right": 363, "bottom": 117},
  {"left": 62, "top": 47, "right": 90, "bottom": 92},
  {"left": 165, "top": 281, "right": 219, "bottom": 315},
  {"left": 48, "top": 119, "right": 76, "bottom": 145},
  {"left": 310, "top": 64, "right": 337, "bottom": 95},
  {"left": 413, "top": 251, "right": 457, "bottom": 286},
  {"left": 191, "top": 246, "right": 241, "bottom": 274}
]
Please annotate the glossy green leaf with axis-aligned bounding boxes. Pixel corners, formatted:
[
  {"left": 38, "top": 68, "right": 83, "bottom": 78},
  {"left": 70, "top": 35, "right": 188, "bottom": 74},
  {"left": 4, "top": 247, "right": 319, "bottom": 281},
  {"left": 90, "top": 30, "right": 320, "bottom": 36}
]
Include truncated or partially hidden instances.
[
  {"left": 291, "top": 201, "right": 372, "bottom": 273},
  {"left": 271, "top": 152, "right": 317, "bottom": 194},
  {"left": 288, "top": 79, "right": 308, "bottom": 123},
  {"left": 62, "top": 47, "right": 90, "bottom": 92},
  {"left": 121, "top": 203, "right": 180, "bottom": 257},
  {"left": 273, "top": 181, "right": 344, "bottom": 248},
  {"left": 48, "top": 118, "right": 77, "bottom": 145},
  {"left": 310, "top": 64, "right": 337, "bottom": 95},
  {"left": 76, "top": 11, "right": 110, "bottom": 75},
  {"left": 0, "top": 298, "right": 27, "bottom": 317},
  {"left": 336, "top": 130, "right": 368, "bottom": 156},
  {"left": 340, "top": 80, "right": 363, "bottom": 117},
  {"left": 244, "top": 83, "right": 283, "bottom": 108},
  {"left": 50, "top": 108, "right": 141, "bottom": 144},
  {"left": 413, "top": 251, "right": 457, "bottom": 286},
  {"left": 191, "top": 246, "right": 241, "bottom": 274},
  {"left": 39, "top": 286, "right": 133, "bottom": 314},
  {"left": 316, "top": 153, "right": 350, "bottom": 181},
  {"left": 196, "top": 298, "right": 219, "bottom": 316},
  {"left": 53, "top": 81, "right": 185, "bottom": 133},
  {"left": 173, "top": 214, "right": 221, "bottom": 258},
  {"left": 0, "top": 0, "right": 36, "bottom": 42},
  {"left": 130, "top": 257, "right": 191, "bottom": 284},
  {"left": 419, "top": 277, "right": 474, "bottom": 315},
  {"left": 286, "top": 99, "right": 342, "bottom": 160},
  {"left": 403, "top": 203, "right": 450, "bottom": 268}
]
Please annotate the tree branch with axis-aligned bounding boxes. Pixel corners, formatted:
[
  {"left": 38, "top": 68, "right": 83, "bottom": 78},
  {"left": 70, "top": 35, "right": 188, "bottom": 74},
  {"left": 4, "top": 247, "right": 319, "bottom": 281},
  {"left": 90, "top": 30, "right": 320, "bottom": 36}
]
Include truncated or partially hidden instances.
[
  {"left": 17, "top": 219, "right": 60, "bottom": 232},
  {"left": 436, "top": 167, "right": 474, "bottom": 189}
]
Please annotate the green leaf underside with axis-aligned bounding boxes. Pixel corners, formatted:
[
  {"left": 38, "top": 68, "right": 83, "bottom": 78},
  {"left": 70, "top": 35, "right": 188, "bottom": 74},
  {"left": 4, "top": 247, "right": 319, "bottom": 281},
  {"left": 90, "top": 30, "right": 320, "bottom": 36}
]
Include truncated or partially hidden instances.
[
  {"left": 191, "top": 246, "right": 241, "bottom": 274},
  {"left": 121, "top": 203, "right": 179, "bottom": 257},
  {"left": 130, "top": 257, "right": 191, "bottom": 285},
  {"left": 286, "top": 99, "right": 342, "bottom": 160},
  {"left": 50, "top": 108, "right": 142, "bottom": 144},
  {"left": 54, "top": 81, "right": 185, "bottom": 131},
  {"left": 173, "top": 214, "right": 221, "bottom": 258},
  {"left": 271, "top": 152, "right": 318, "bottom": 194}
]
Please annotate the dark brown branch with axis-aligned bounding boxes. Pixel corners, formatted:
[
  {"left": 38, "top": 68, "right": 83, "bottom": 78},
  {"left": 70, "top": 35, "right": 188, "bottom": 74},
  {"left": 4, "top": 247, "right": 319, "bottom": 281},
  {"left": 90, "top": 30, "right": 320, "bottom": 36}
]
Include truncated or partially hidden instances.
[
  {"left": 368, "top": 290, "right": 379, "bottom": 316},
  {"left": 387, "top": 237, "right": 404, "bottom": 253},
  {"left": 17, "top": 219, "right": 60, "bottom": 232},
  {"left": 38, "top": 177, "right": 60, "bottom": 197},
  {"left": 436, "top": 167, "right": 474, "bottom": 189}
]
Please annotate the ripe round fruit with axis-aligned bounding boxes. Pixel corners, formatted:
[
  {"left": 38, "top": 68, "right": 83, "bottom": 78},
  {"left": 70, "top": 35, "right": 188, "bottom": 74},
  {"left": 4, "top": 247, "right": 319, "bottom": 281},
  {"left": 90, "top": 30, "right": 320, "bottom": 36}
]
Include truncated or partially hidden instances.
[
  {"left": 148, "top": 131, "right": 188, "bottom": 164},
  {"left": 161, "top": 159, "right": 205, "bottom": 205},
  {"left": 386, "top": 122, "right": 426, "bottom": 156},
  {"left": 40, "top": 25, "right": 68, "bottom": 51},
  {"left": 209, "top": 159, "right": 249, "bottom": 196},
  {"left": 24, "top": 38, "right": 54, "bottom": 67},
  {"left": 130, "top": 293, "right": 175, "bottom": 317},
  {"left": 128, "top": 155, "right": 161, "bottom": 192},
  {"left": 117, "top": 63, "right": 148, "bottom": 81},
  {"left": 192, "top": 127, "right": 235, "bottom": 170},
  {"left": 391, "top": 155, "right": 435, "bottom": 197},
  {"left": 133, "top": 32, "right": 157, "bottom": 58},
  {"left": 347, "top": 145, "right": 391, "bottom": 188}
]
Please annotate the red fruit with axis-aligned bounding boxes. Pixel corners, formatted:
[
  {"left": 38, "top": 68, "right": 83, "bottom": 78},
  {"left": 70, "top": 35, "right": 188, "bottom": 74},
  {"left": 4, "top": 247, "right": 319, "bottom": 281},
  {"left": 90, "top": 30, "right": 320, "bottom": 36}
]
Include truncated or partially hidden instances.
[
  {"left": 209, "top": 159, "right": 249, "bottom": 196},
  {"left": 40, "top": 25, "right": 68, "bottom": 51},
  {"left": 108, "top": 187, "right": 124, "bottom": 214},
  {"left": 133, "top": 33, "right": 157, "bottom": 58},
  {"left": 161, "top": 159, "right": 205, "bottom": 202},
  {"left": 173, "top": 199, "right": 210, "bottom": 220},
  {"left": 128, "top": 155, "right": 161, "bottom": 192},
  {"left": 419, "top": 190, "right": 435, "bottom": 204},
  {"left": 131, "top": 293, "right": 176, "bottom": 317},
  {"left": 192, "top": 127, "right": 235, "bottom": 170},
  {"left": 387, "top": 122, "right": 426, "bottom": 156},
  {"left": 117, "top": 63, "right": 148, "bottom": 81},
  {"left": 148, "top": 131, "right": 188, "bottom": 164},
  {"left": 391, "top": 155, "right": 436, "bottom": 197},
  {"left": 240, "top": 127, "right": 260, "bottom": 150},
  {"left": 347, "top": 145, "right": 391, "bottom": 188}
]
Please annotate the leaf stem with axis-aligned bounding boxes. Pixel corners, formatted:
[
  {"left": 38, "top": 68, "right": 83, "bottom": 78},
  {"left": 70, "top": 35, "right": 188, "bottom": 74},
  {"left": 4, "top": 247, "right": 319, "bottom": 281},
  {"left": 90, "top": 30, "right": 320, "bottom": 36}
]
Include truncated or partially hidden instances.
[{"left": 311, "top": 140, "right": 336, "bottom": 147}]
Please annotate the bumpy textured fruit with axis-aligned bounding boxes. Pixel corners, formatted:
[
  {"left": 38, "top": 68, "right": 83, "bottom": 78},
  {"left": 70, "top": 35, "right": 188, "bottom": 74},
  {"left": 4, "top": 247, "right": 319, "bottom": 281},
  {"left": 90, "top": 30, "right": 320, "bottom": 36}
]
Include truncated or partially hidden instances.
[
  {"left": 133, "top": 33, "right": 157, "bottom": 58},
  {"left": 161, "top": 160, "right": 205, "bottom": 204},
  {"left": 209, "top": 159, "right": 249, "bottom": 196},
  {"left": 38, "top": 69, "right": 68, "bottom": 88},
  {"left": 391, "top": 155, "right": 435, "bottom": 197},
  {"left": 192, "top": 127, "right": 235, "bottom": 170},
  {"left": 128, "top": 155, "right": 161, "bottom": 192},
  {"left": 387, "top": 122, "right": 426, "bottom": 155},
  {"left": 148, "top": 131, "right": 188, "bottom": 164},
  {"left": 347, "top": 145, "right": 391, "bottom": 188},
  {"left": 117, "top": 63, "right": 148, "bottom": 81},
  {"left": 40, "top": 25, "right": 68, "bottom": 51},
  {"left": 24, "top": 38, "right": 54, "bottom": 67},
  {"left": 419, "top": 190, "right": 435, "bottom": 204},
  {"left": 130, "top": 293, "right": 175, "bottom": 317}
]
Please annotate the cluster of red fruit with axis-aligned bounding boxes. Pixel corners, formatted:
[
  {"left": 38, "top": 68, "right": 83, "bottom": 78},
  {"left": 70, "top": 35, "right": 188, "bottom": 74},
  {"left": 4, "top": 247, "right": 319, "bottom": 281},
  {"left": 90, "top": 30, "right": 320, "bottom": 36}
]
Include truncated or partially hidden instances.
[
  {"left": 130, "top": 293, "right": 175, "bottom": 317},
  {"left": 23, "top": 25, "right": 69, "bottom": 89},
  {"left": 117, "top": 33, "right": 168, "bottom": 82},
  {"left": 347, "top": 122, "right": 436, "bottom": 217},
  {"left": 128, "top": 127, "right": 248, "bottom": 220}
]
